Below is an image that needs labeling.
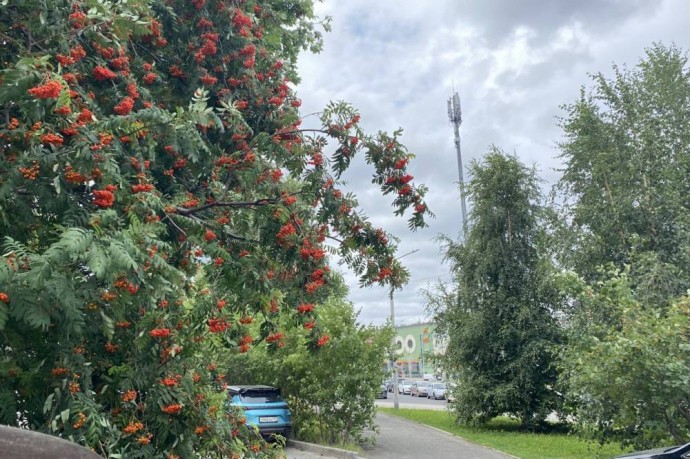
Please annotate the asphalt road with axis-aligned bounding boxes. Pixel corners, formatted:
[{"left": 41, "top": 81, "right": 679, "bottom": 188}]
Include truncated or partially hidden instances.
[
  {"left": 375, "top": 392, "right": 449, "bottom": 410},
  {"left": 359, "top": 413, "right": 514, "bottom": 459},
  {"left": 284, "top": 409, "right": 514, "bottom": 459}
]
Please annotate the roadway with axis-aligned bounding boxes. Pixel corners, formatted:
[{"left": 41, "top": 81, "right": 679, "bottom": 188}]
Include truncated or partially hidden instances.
[{"left": 285, "top": 391, "right": 514, "bottom": 459}]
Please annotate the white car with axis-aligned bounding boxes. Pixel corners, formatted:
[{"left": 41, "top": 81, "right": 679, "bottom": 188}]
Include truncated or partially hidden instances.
[
  {"left": 399, "top": 381, "right": 414, "bottom": 394},
  {"left": 427, "top": 382, "right": 447, "bottom": 400}
]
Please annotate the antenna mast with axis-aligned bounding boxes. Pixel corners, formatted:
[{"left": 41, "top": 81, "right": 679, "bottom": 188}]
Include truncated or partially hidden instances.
[{"left": 448, "top": 92, "right": 468, "bottom": 237}]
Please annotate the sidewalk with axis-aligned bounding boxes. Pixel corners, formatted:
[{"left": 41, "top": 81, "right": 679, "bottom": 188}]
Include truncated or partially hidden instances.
[{"left": 284, "top": 440, "right": 363, "bottom": 459}]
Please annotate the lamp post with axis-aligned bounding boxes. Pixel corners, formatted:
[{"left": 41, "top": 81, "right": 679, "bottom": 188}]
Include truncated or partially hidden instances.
[{"left": 390, "top": 249, "right": 419, "bottom": 409}]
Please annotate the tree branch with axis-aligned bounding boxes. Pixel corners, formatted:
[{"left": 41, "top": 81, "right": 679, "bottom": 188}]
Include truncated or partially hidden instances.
[
  {"left": 161, "top": 211, "right": 186, "bottom": 237},
  {"left": 325, "top": 235, "right": 344, "bottom": 244},
  {"left": 174, "top": 198, "right": 277, "bottom": 216}
]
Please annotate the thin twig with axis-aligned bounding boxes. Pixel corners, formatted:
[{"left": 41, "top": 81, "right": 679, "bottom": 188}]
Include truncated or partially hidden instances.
[{"left": 174, "top": 198, "right": 277, "bottom": 216}]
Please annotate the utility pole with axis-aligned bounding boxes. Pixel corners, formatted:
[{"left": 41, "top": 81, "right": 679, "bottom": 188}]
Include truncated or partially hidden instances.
[
  {"left": 448, "top": 92, "right": 468, "bottom": 237},
  {"left": 389, "top": 248, "right": 419, "bottom": 409}
]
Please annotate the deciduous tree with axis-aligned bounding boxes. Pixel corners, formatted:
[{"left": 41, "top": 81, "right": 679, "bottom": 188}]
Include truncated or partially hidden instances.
[
  {"left": 555, "top": 43, "right": 690, "bottom": 300},
  {"left": 556, "top": 43, "right": 690, "bottom": 449},
  {"left": 0, "top": 1, "right": 430, "bottom": 456},
  {"left": 430, "top": 148, "right": 561, "bottom": 428}
]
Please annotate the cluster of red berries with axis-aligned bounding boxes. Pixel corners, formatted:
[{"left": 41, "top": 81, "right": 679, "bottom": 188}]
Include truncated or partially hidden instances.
[
  {"left": 93, "top": 186, "right": 116, "bottom": 208},
  {"left": 113, "top": 96, "right": 135, "bottom": 115},
  {"left": 297, "top": 303, "right": 314, "bottom": 314},
  {"left": 150, "top": 328, "right": 171, "bottom": 338},
  {"left": 92, "top": 66, "right": 117, "bottom": 81},
  {"left": 28, "top": 80, "right": 62, "bottom": 99}
]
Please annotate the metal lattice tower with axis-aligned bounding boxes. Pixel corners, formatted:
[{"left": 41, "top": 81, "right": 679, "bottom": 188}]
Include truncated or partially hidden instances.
[{"left": 448, "top": 92, "right": 468, "bottom": 237}]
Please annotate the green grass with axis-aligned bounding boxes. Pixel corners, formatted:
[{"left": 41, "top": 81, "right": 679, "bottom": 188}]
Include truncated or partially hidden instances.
[{"left": 378, "top": 408, "right": 629, "bottom": 459}]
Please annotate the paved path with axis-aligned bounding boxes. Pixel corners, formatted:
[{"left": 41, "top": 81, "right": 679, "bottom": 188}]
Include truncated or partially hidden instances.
[
  {"left": 283, "top": 445, "right": 338, "bottom": 459},
  {"left": 360, "top": 413, "right": 513, "bottom": 459},
  {"left": 284, "top": 413, "right": 514, "bottom": 459}
]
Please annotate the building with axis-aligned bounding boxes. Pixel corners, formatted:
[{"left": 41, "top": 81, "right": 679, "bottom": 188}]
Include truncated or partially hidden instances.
[{"left": 388, "top": 323, "right": 447, "bottom": 378}]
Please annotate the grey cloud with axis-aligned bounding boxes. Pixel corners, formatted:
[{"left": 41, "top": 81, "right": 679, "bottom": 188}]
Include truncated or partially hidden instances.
[
  {"left": 296, "top": 0, "right": 690, "bottom": 325},
  {"left": 442, "top": 0, "right": 658, "bottom": 45}
]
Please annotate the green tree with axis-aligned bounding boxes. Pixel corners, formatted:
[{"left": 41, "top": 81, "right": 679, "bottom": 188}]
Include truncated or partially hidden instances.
[
  {"left": 555, "top": 43, "right": 690, "bottom": 299},
  {"left": 559, "top": 269, "right": 690, "bottom": 449},
  {"left": 0, "top": 1, "right": 430, "bottom": 457},
  {"left": 430, "top": 148, "right": 561, "bottom": 428},
  {"left": 555, "top": 44, "right": 690, "bottom": 449},
  {"left": 226, "top": 282, "right": 391, "bottom": 447}
]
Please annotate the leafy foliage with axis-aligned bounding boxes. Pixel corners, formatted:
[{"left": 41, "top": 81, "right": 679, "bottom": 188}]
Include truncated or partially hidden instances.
[
  {"left": 430, "top": 148, "right": 562, "bottom": 428},
  {"left": 224, "top": 287, "right": 391, "bottom": 446},
  {"left": 0, "top": 0, "right": 430, "bottom": 457},
  {"left": 555, "top": 43, "right": 690, "bottom": 297},
  {"left": 559, "top": 269, "right": 690, "bottom": 449},
  {"left": 555, "top": 44, "right": 690, "bottom": 448}
]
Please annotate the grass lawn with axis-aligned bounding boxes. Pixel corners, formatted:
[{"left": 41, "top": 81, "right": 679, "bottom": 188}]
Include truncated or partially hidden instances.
[{"left": 378, "top": 407, "right": 629, "bottom": 459}]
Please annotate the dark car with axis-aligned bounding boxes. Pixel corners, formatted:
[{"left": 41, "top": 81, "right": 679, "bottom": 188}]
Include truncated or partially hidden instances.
[
  {"left": 227, "top": 385, "right": 292, "bottom": 438},
  {"left": 376, "top": 384, "right": 388, "bottom": 399},
  {"left": 615, "top": 443, "right": 690, "bottom": 458},
  {"left": 386, "top": 378, "right": 405, "bottom": 392}
]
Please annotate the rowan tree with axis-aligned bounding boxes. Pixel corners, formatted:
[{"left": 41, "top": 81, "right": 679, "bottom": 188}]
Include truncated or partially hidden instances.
[{"left": 0, "top": 1, "right": 430, "bottom": 457}]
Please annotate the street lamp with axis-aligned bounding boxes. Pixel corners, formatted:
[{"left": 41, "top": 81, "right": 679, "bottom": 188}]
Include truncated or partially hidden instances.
[{"left": 390, "top": 249, "right": 419, "bottom": 409}]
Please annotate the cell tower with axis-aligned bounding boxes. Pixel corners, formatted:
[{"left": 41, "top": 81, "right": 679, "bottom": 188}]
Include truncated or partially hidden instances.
[{"left": 448, "top": 92, "right": 468, "bottom": 237}]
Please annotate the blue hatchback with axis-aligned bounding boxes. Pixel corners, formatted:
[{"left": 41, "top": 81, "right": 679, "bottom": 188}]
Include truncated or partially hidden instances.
[{"left": 227, "top": 385, "right": 292, "bottom": 438}]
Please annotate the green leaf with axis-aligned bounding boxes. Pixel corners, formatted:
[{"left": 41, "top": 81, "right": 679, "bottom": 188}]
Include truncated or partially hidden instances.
[
  {"left": 43, "top": 393, "right": 54, "bottom": 415},
  {"left": 100, "top": 310, "right": 115, "bottom": 340},
  {"left": 87, "top": 244, "right": 109, "bottom": 280},
  {"left": 60, "top": 408, "right": 70, "bottom": 425},
  {"left": 0, "top": 302, "right": 7, "bottom": 330}
]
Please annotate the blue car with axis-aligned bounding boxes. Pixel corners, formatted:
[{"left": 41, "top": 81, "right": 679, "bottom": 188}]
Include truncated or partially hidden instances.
[{"left": 227, "top": 385, "right": 292, "bottom": 439}]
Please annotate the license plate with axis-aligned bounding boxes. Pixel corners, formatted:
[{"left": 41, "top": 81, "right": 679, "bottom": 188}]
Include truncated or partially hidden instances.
[{"left": 259, "top": 416, "right": 278, "bottom": 423}]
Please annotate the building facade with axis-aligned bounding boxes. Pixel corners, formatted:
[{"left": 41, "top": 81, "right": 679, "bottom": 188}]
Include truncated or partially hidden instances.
[{"left": 388, "top": 323, "right": 447, "bottom": 378}]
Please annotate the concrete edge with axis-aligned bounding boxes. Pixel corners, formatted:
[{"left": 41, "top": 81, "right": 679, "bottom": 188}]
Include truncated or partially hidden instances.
[{"left": 288, "top": 439, "right": 363, "bottom": 459}]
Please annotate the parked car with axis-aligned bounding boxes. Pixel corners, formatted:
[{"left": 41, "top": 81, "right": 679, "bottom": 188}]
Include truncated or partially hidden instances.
[
  {"left": 227, "top": 385, "right": 291, "bottom": 438},
  {"left": 427, "top": 382, "right": 447, "bottom": 400},
  {"left": 423, "top": 373, "right": 435, "bottom": 381},
  {"left": 614, "top": 443, "right": 690, "bottom": 458},
  {"left": 399, "top": 380, "right": 414, "bottom": 395},
  {"left": 387, "top": 378, "right": 405, "bottom": 392},
  {"left": 410, "top": 381, "right": 430, "bottom": 397},
  {"left": 376, "top": 384, "right": 388, "bottom": 399}
]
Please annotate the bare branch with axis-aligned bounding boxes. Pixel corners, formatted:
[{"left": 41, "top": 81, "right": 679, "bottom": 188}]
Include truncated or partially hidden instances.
[{"left": 174, "top": 198, "right": 277, "bottom": 216}]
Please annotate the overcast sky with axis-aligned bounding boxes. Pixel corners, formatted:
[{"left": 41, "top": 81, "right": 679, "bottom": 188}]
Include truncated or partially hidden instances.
[{"left": 295, "top": 0, "right": 690, "bottom": 326}]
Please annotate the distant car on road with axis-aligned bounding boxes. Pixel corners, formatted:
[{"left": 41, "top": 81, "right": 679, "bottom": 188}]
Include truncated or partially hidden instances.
[
  {"left": 227, "top": 385, "right": 291, "bottom": 439},
  {"left": 386, "top": 378, "right": 405, "bottom": 393},
  {"left": 427, "top": 382, "right": 447, "bottom": 400},
  {"left": 376, "top": 384, "right": 388, "bottom": 399},
  {"left": 410, "top": 381, "right": 430, "bottom": 397},
  {"left": 399, "top": 381, "right": 414, "bottom": 395}
]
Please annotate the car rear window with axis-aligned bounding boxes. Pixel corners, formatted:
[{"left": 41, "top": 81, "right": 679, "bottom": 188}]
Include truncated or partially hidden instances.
[{"left": 240, "top": 390, "right": 284, "bottom": 403}]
